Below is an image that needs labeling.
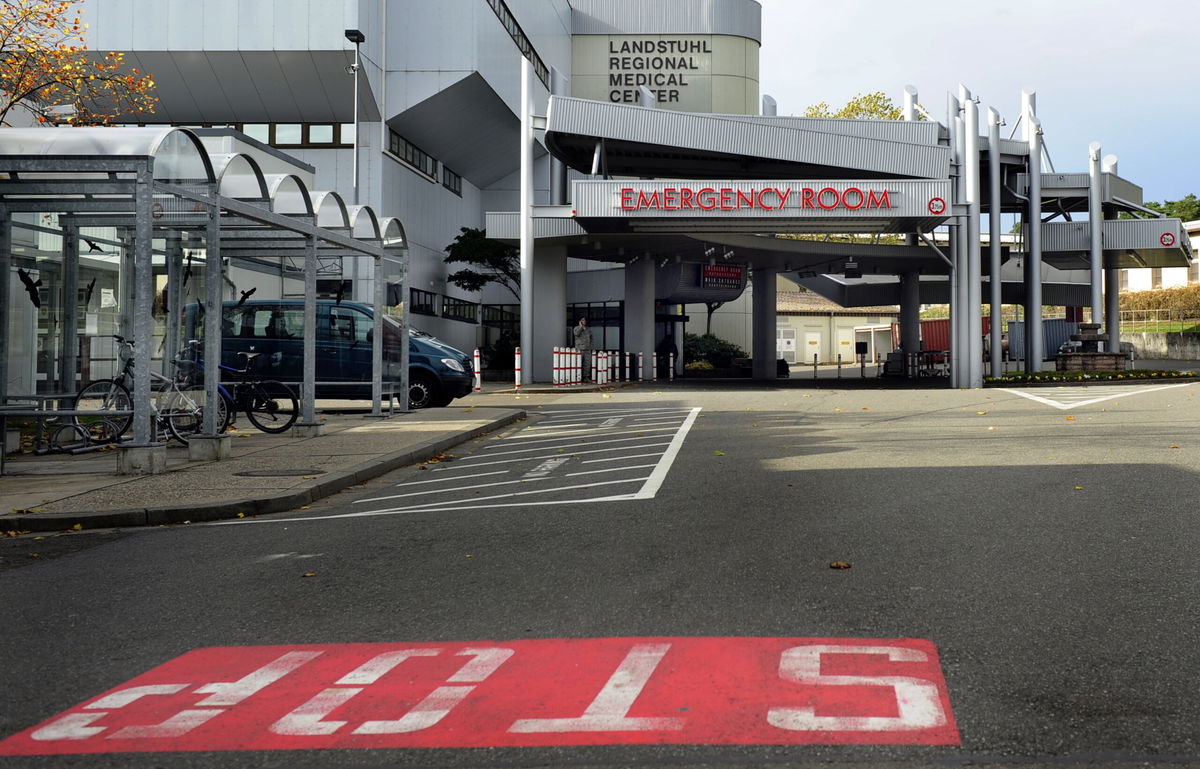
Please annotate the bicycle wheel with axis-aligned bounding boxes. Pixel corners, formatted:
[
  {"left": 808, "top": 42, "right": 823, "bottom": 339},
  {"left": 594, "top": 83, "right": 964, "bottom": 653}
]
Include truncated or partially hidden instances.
[
  {"left": 243, "top": 380, "right": 299, "bottom": 433},
  {"left": 74, "top": 380, "right": 132, "bottom": 440},
  {"left": 163, "top": 385, "right": 229, "bottom": 444}
]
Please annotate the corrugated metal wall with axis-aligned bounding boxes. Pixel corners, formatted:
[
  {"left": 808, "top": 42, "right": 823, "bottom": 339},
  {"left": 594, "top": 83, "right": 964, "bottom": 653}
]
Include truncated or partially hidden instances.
[{"left": 570, "top": 0, "right": 762, "bottom": 41}]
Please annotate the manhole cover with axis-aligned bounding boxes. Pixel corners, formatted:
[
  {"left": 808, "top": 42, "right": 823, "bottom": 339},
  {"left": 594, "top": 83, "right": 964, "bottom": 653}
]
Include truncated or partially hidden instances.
[{"left": 232, "top": 469, "right": 326, "bottom": 477}]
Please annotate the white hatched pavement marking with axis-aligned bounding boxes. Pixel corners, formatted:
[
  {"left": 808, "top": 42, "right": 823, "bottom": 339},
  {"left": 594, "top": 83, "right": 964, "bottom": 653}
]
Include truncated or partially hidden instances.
[
  {"left": 495, "top": 423, "right": 680, "bottom": 443},
  {"left": 209, "top": 406, "right": 700, "bottom": 525},
  {"left": 999, "top": 382, "right": 1195, "bottom": 410},
  {"left": 581, "top": 452, "right": 668, "bottom": 464},
  {"left": 213, "top": 495, "right": 642, "bottom": 524},
  {"left": 355, "top": 476, "right": 548, "bottom": 504},
  {"left": 635, "top": 407, "right": 701, "bottom": 500},
  {"left": 441, "top": 442, "right": 675, "bottom": 469},
  {"left": 567, "top": 463, "right": 660, "bottom": 477},
  {"left": 534, "top": 406, "right": 692, "bottom": 421},
  {"left": 390, "top": 470, "right": 508, "bottom": 488},
  {"left": 471, "top": 431, "right": 679, "bottom": 457}
]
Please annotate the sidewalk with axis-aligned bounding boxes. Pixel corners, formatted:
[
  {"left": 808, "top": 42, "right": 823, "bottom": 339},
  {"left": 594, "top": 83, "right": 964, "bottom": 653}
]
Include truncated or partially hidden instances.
[{"left": 1, "top": 406, "right": 525, "bottom": 533}]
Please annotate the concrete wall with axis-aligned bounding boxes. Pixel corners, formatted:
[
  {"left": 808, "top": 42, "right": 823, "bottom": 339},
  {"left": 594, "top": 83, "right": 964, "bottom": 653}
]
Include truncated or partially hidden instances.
[{"left": 1122, "top": 332, "right": 1200, "bottom": 361}]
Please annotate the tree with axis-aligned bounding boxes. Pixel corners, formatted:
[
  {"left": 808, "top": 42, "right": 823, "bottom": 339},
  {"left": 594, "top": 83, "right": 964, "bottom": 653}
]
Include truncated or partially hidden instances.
[
  {"left": 0, "top": 0, "right": 157, "bottom": 126},
  {"left": 443, "top": 227, "right": 520, "bottom": 300},
  {"left": 803, "top": 91, "right": 908, "bottom": 121},
  {"left": 1144, "top": 194, "right": 1200, "bottom": 222}
]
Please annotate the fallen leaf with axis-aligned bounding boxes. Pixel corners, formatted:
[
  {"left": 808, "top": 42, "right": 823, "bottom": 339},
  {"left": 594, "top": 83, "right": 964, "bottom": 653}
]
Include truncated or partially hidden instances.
[
  {"left": 301, "top": 572, "right": 316, "bottom": 578},
  {"left": 302, "top": 475, "right": 317, "bottom": 479},
  {"left": 1074, "top": 485, "right": 1084, "bottom": 491},
  {"left": 602, "top": 394, "right": 612, "bottom": 399},
  {"left": 861, "top": 407, "right": 869, "bottom": 411},
  {"left": 299, "top": 506, "right": 311, "bottom": 510},
  {"left": 71, "top": 523, "right": 82, "bottom": 531},
  {"left": 1065, "top": 416, "right": 1075, "bottom": 421},
  {"left": 803, "top": 394, "right": 812, "bottom": 398},
  {"left": 714, "top": 450, "right": 726, "bottom": 456},
  {"left": 829, "top": 561, "right": 852, "bottom": 569},
  {"left": 28, "top": 553, "right": 40, "bottom": 558},
  {"left": 976, "top": 411, "right": 988, "bottom": 415},
  {"left": 465, "top": 554, "right": 473, "bottom": 558},
  {"left": 418, "top": 465, "right": 428, "bottom": 470},
  {"left": 1170, "top": 445, "right": 1180, "bottom": 449},
  {"left": 236, "top": 512, "right": 246, "bottom": 518},
  {"left": 987, "top": 426, "right": 996, "bottom": 431},
  {"left": 751, "top": 423, "right": 759, "bottom": 427},
  {"left": 833, "top": 408, "right": 842, "bottom": 413}
]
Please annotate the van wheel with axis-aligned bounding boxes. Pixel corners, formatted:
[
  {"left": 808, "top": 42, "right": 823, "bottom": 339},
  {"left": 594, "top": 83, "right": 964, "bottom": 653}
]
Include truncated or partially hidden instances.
[{"left": 408, "top": 373, "right": 440, "bottom": 410}]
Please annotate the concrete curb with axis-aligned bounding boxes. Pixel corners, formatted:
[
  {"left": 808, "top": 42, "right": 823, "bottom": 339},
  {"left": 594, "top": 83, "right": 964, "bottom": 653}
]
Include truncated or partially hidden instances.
[{"left": 4, "top": 410, "right": 525, "bottom": 533}]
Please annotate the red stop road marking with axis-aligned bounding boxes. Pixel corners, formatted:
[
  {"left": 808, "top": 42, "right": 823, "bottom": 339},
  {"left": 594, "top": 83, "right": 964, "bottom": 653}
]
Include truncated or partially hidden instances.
[{"left": 0, "top": 637, "right": 959, "bottom": 755}]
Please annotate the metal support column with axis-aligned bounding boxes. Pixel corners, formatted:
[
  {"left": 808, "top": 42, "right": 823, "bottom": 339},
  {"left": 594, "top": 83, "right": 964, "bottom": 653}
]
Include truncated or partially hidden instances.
[
  {"left": 518, "top": 56, "right": 535, "bottom": 386},
  {"left": 899, "top": 272, "right": 921, "bottom": 357},
  {"left": 61, "top": 221, "right": 80, "bottom": 393},
  {"left": 549, "top": 66, "right": 570, "bottom": 206},
  {"left": 130, "top": 163, "right": 155, "bottom": 446},
  {"left": 1023, "top": 90, "right": 1044, "bottom": 369},
  {"left": 751, "top": 266, "right": 778, "bottom": 380},
  {"left": 118, "top": 228, "right": 134, "bottom": 341},
  {"left": 963, "top": 87, "right": 983, "bottom": 387},
  {"left": 988, "top": 109, "right": 1004, "bottom": 378},
  {"left": 370, "top": 255, "right": 384, "bottom": 416},
  {"left": 301, "top": 234, "right": 318, "bottom": 425},
  {"left": 203, "top": 196, "right": 224, "bottom": 436},
  {"left": 0, "top": 210, "right": 10, "bottom": 403},
  {"left": 164, "top": 231, "right": 183, "bottom": 378},
  {"left": 1103, "top": 155, "right": 1121, "bottom": 354},
  {"left": 1087, "top": 142, "right": 1104, "bottom": 337},
  {"left": 947, "top": 92, "right": 960, "bottom": 386}
]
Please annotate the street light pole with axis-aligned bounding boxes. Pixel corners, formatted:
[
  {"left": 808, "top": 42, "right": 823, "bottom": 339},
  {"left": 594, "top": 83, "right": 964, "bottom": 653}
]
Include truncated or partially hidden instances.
[{"left": 345, "top": 29, "right": 365, "bottom": 207}]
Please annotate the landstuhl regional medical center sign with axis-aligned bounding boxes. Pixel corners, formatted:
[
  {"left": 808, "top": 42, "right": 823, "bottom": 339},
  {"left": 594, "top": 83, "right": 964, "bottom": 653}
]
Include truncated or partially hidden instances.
[{"left": 572, "top": 180, "right": 953, "bottom": 220}]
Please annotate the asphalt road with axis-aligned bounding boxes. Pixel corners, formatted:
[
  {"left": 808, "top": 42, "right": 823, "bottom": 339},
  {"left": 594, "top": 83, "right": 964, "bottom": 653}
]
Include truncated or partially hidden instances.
[{"left": 3, "top": 381, "right": 1200, "bottom": 768}]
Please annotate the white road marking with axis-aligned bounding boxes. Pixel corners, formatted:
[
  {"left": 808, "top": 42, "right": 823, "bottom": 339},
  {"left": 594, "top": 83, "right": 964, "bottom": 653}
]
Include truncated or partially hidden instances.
[
  {"left": 566, "top": 463, "right": 660, "bottom": 477},
  {"left": 212, "top": 494, "right": 641, "bottom": 525},
  {"left": 581, "top": 452, "right": 668, "bottom": 464},
  {"left": 598, "top": 417, "right": 624, "bottom": 427},
  {"left": 335, "top": 477, "right": 652, "bottom": 517},
  {"left": 634, "top": 407, "right": 701, "bottom": 500},
  {"left": 428, "top": 442, "right": 676, "bottom": 470},
  {"left": 535, "top": 407, "right": 692, "bottom": 420},
  {"left": 355, "top": 476, "right": 547, "bottom": 504},
  {"left": 472, "top": 431, "right": 678, "bottom": 457},
  {"left": 522, "top": 457, "right": 572, "bottom": 478},
  {"left": 493, "top": 424, "right": 672, "bottom": 443},
  {"left": 999, "top": 382, "right": 1195, "bottom": 410},
  {"left": 390, "top": 470, "right": 509, "bottom": 488}
]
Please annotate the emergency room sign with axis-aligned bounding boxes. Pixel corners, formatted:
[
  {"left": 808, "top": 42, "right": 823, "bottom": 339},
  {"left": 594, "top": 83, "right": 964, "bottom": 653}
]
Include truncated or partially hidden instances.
[{"left": 0, "top": 637, "right": 959, "bottom": 755}]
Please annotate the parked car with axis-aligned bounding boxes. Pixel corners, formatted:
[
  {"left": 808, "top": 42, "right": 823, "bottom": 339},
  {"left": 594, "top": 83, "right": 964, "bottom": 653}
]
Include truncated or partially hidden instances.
[{"left": 184, "top": 300, "right": 473, "bottom": 409}]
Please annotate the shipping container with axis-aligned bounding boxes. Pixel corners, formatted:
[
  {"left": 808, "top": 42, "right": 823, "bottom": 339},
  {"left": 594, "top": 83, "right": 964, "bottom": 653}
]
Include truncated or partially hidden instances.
[
  {"left": 1007, "top": 319, "right": 1079, "bottom": 361},
  {"left": 890, "top": 317, "right": 993, "bottom": 351}
]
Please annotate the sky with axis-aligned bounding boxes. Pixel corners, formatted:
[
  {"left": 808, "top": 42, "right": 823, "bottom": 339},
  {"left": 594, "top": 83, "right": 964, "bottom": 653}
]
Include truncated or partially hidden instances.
[{"left": 757, "top": 0, "right": 1199, "bottom": 205}]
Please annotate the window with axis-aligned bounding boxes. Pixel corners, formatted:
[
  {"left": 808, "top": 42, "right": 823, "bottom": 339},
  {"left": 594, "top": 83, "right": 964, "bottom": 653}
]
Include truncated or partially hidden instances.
[
  {"left": 308, "top": 124, "right": 334, "bottom": 144},
  {"left": 387, "top": 130, "right": 437, "bottom": 178},
  {"left": 329, "top": 307, "right": 370, "bottom": 344},
  {"left": 242, "top": 124, "right": 270, "bottom": 143},
  {"left": 410, "top": 288, "right": 437, "bottom": 316},
  {"left": 1119, "top": 270, "right": 1129, "bottom": 291},
  {"left": 443, "top": 165, "right": 462, "bottom": 196},
  {"left": 223, "top": 306, "right": 302, "bottom": 339},
  {"left": 1189, "top": 260, "right": 1198, "bottom": 285},
  {"left": 1151, "top": 267, "right": 1163, "bottom": 289},
  {"left": 442, "top": 296, "right": 478, "bottom": 324},
  {"left": 274, "top": 124, "right": 302, "bottom": 144}
]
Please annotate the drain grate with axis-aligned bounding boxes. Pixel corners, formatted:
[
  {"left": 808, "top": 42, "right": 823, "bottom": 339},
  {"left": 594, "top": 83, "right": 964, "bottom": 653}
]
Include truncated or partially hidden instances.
[{"left": 232, "top": 469, "right": 325, "bottom": 477}]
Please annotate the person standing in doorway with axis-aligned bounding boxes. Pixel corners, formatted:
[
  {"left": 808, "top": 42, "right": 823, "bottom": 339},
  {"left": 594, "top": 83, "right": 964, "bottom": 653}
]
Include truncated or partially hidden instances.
[{"left": 573, "top": 316, "right": 593, "bottom": 381}]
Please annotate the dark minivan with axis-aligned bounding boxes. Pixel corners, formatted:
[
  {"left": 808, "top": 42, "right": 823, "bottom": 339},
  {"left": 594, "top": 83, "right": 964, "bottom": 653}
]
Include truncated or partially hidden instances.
[{"left": 185, "top": 300, "right": 473, "bottom": 409}]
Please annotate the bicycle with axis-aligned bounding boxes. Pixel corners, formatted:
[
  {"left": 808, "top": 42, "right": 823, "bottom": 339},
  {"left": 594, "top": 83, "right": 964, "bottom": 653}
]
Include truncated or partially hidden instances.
[
  {"left": 180, "top": 340, "right": 299, "bottom": 434},
  {"left": 72, "top": 335, "right": 228, "bottom": 445}
]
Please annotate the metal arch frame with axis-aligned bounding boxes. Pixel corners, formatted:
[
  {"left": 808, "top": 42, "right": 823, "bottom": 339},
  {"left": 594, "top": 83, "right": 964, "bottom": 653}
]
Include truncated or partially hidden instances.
[{"left": 0, "top": 151, "right": 408, "bottom": 466}]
